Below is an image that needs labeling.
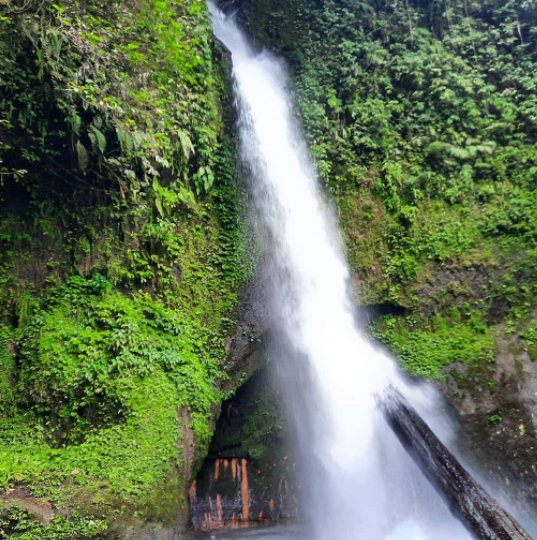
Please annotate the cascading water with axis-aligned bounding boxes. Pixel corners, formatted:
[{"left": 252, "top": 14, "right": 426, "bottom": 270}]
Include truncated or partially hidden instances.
[{"left": 209, "top": 5, "right": 474, "bottom": 539}]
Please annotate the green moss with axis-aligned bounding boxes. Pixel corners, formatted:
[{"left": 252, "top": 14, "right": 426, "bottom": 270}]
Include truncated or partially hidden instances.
[
  {"left": 0, "top": 503, "right": 106, "bottom": 539},
  {"left": 0, "top": 274, "right": 230, "bottom": 514},
  {"left": 1, "top": 373, "right": 179, "bottom": 496},
  {"left": 374, "top": 313, "right": 496, "bottom": 379},
  {"left": 0, "top": 325, "right": 15, "bottom": 413},
  {"left": 209, "top": 372, "right": 287, "bottom": 465},
  {"left": 17, "top": 277, "right": 219, "bottom": 432},
  {"left": 520, "top": 320, "right": 537, "bottom": 362},
  {"left": 0, "top": 0, "right": 252, "bottom": 535},
  {"left": 0, "top": 368, "right": 194, "bottom": 536}
]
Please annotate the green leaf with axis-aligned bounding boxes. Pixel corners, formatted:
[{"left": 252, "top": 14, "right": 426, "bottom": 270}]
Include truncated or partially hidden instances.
[
  {"left": 71, "top": 114, "right": 81, "bottom": 136},
  {"left": 76, "top": 141, "right": 89, "bottom": 170},
  {"left": 155, "top": 197, "right": 164, "bottom": 218},
  {"left": 116, "top": 127, "right": 134, "bottom": 153},
  {"left": 89, "top": 125, "right": 106, "bottom": 154},
  {"left": 177, "top": 130, "right": 194, "bottom": 160}
]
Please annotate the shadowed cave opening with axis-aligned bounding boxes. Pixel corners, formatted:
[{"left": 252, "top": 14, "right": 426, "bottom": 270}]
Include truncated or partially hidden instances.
[{"left": 190, "top": 369, "right": 299, "bottom": 531}]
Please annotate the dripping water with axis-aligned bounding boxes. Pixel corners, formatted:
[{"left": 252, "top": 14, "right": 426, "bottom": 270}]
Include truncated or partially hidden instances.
[{"left": 209, "top": 5, "right": 474, "bottom": 539}]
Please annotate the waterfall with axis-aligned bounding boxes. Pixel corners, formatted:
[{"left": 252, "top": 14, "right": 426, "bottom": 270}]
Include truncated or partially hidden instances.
[{"left": 209, "top": 5, "right": 473, "bottom": 539}]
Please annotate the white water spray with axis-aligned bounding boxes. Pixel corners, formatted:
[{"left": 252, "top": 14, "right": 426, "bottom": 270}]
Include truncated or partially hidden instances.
[{"left": 210, "top": 6, "right": 473, "bottom": 539}]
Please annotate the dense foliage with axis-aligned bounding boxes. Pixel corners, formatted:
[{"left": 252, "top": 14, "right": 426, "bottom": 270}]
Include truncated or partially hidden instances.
[
  {"left": 4, "top": 0, "right": 537, "bottom": 535},
  {"left": 0, "top": 0, "right": 251, "bottom": 535},
  {"left": 230, "top": 0, "right": 537, "bottom": 380}
]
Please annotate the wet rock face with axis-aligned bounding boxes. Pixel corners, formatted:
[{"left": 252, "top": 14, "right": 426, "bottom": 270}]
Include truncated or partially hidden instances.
[
  {"left": 438, "top": 319, "right": 537, "bottom": 515},
  {"left": 222, "top": 264, "right": 270, "bottom": 394},
  {"left": 190, "top": 457, "right": 298, "bottom": 530},
  {"left": 190, "top": 370, "right": 299, "bottom": 531}
]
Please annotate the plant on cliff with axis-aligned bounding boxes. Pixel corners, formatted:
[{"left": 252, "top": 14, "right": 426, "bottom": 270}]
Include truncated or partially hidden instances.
[
  {"left": 14, "top": 276, "right": 221, "bottom": 439},
  {"left": 1, "top": 0, "right": 223, "bottom": 199},
  {"left": 374, "top": 311, "right": 496, "bottom": 379},
  {"left": 233, "top": 0, "right": 537, "bottom": 384},
  {"left": 0, "top": 0, "right": 252, "bottom": 535},
  {"left": 0, "top": 503, "right": 106, "bottom": 539}
]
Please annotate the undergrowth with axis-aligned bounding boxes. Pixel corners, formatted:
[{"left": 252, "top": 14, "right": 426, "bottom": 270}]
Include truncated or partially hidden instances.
[
  {"left": 233, "top": 0, "right": 537, "bottom": 379},
  {"left": 374, "top": 312, "right": 496, "bottom": 379},
  {"left": 0, "top": 0, "right": 252, "bottom": 535}
]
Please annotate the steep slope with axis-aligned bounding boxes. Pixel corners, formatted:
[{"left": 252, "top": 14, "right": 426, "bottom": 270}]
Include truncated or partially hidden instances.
[{"left": 0, "top": 0, "right": 253, "bottom": 537}]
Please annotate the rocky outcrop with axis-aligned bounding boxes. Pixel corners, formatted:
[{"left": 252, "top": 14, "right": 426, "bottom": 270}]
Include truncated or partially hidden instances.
[
  {"left": 222, "top": 265, "right": 270, "bottom": 391},
  {"left": 190, "top": 456, "right": 298, "bottom": 531},
  {"left": 440, "top": 318, "right": 537, "bottom": 515},
  {"left": 190, "top": 369, "right": 299, "bottom": 531}
]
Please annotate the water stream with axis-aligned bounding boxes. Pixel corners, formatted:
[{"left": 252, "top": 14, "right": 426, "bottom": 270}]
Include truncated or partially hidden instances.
[{"left": 209, "top": 5, "right": 475, "bottom": 539}]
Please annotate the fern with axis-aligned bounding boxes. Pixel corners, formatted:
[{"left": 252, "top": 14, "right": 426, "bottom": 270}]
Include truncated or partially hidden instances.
[
  {"left": 76, "top": 141, "right": 88, "bottom": 169},
  {"left": 88, "top": 125, "right": 106, "bottom": 154}
]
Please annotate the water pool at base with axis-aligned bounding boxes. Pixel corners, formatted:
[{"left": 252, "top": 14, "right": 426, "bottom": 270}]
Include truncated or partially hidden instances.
[{"left": 195, "top": 522, "right": 438, "bottom": 540}]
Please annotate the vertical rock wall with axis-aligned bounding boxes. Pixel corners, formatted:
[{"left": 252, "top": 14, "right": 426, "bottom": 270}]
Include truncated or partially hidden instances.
[
  {"left": 190, "top": 370, "right": 299, "bottom": 530},
  {"left": 190, "top": 456, "right": 298, "bottom": 530}
]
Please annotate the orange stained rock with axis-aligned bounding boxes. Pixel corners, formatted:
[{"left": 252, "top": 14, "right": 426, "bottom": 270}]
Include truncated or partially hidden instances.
[
  {"left": 202, "top": 511, "right": 212, "bottom": 531},
  {"left": 215, "top": 459, "right": 220, "bottom": 480},
  {"left": 189, "top": 480, "right": 197, "bottom": 501},
  {"left": 231, "top": 458, "right": 238, "bottom": 480},
  {"left": 232, "top": 512, "right": 239, "bottom": 529},
  {"left": 241, "top": 458, "right": 250, "bottom": 521},
  {"left": 259, "top": 511, "right": 263, "bottom": 519},
  {"left": 223, "top": 458, "right": 229, "bottom": 469},
  {"left": 269, "top": 499, "right": 275, "bottom": 511},
  {"left": 217, "top": 493, "right": 223, "bottom": 522}
]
